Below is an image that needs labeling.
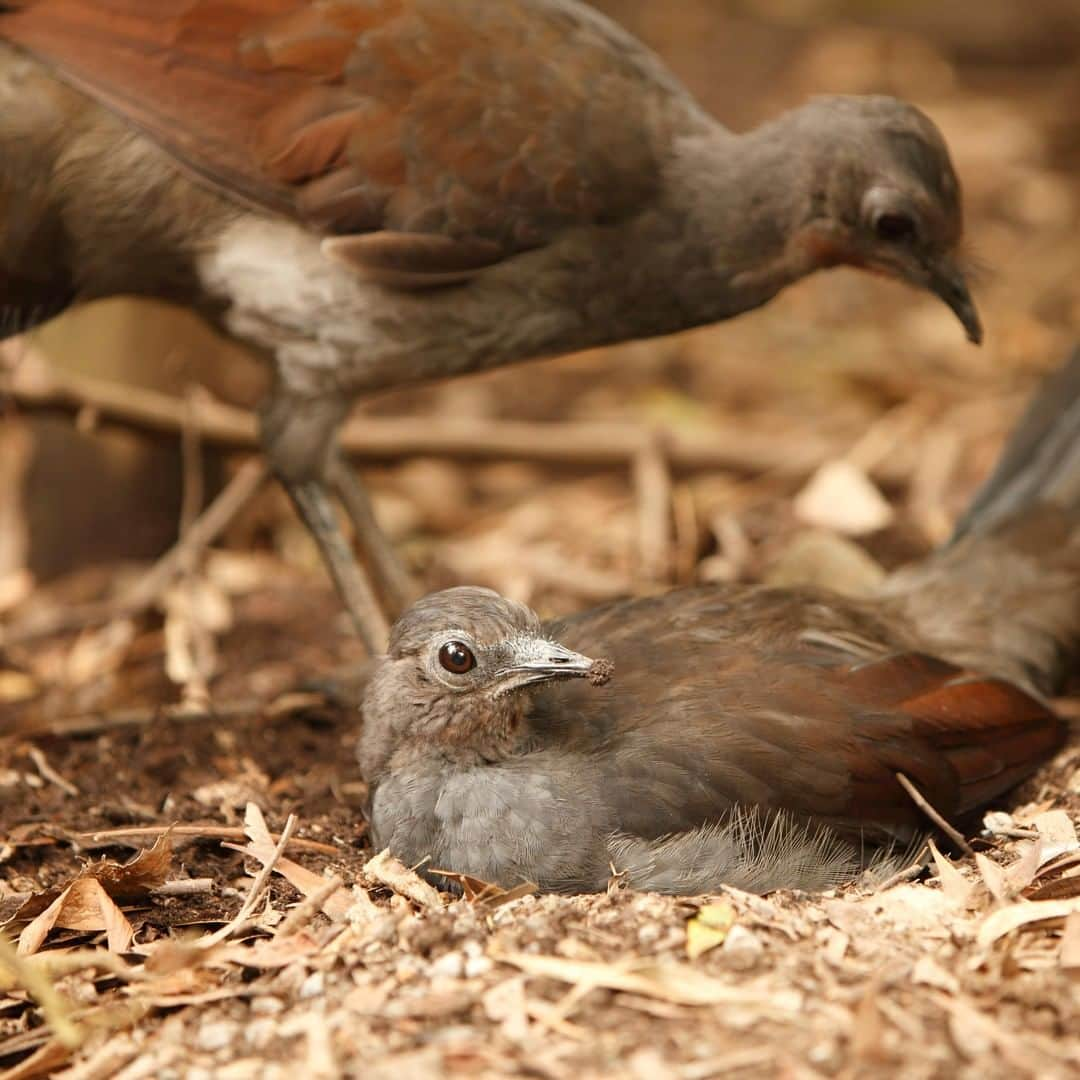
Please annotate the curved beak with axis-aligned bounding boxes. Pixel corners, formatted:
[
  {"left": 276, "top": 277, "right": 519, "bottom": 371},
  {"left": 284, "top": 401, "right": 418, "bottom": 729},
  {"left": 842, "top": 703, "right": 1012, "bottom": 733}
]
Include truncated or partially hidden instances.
[
  {"left": 496, "top": 636, "right": 600, "bottom": 694},
  {"left": 926, "top": 255, "right": 982, "bottom": 345}
]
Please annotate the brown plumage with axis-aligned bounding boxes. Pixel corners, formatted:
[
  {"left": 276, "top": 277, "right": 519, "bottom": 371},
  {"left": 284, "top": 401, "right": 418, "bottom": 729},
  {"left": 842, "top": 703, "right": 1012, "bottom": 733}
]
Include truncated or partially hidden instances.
[
  {"left": 0, "top": 1, "right": 982, "bottom": 652},
  {"left": 359, "top": 349, "right": 1080, "bottom": 895}
]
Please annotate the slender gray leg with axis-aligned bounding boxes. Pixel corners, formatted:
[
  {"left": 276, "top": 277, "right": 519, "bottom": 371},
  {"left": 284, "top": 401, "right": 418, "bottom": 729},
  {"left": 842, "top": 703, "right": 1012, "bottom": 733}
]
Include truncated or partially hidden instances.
[
  {"left": 287, "top": 478, "right": 390, "bottom": 653},
  {"left": 258, "top": 387, "right": 391, "bottom": 654},
  {"left": 329, "top": 454, "right": 417, "bottom": 616}
]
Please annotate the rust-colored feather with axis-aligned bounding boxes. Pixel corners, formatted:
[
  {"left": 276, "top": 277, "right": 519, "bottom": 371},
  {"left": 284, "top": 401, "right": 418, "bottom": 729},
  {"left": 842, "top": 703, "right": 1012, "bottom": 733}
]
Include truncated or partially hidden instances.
[{"left": 0, "top": 0, "right": 683, "bottom": 260}]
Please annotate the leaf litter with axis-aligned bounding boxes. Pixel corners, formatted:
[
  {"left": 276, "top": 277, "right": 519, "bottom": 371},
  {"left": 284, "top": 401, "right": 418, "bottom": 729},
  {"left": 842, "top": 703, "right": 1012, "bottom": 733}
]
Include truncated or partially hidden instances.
[{"left": 2, "top": 2, "right": 1080, "bottom": 1075}]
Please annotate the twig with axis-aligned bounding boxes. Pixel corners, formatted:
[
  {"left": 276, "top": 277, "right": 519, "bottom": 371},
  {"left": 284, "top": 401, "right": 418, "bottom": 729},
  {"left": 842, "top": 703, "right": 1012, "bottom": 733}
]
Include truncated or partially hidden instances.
[
  {"left": 5, "top": 357, "right": 880, "bottom": 478},
  {"left": 151, "top": 878, "right": 216, "bottom": 898},
  {"left": 201, "top": 814, "right": 297, "bottom": 947},
  {"left": 25, "top": 746, "right": 79, "bottom": 797},
  {"left": 895, "top": 773, "right": 975, "bottom": 857},
  {"left": 876, "top": 842, "right": 931, "bottom": 891},
  {"left": 6, "top": 698, "right": 265, "bottom": 738},
  {"left": 275, "top": 875, "right": 345, "bottom": 938},
  {"left": 633, "top": 432, "right": 673, "bottom": 584},
  {"left": 74, "top": 824, "right": 338, "bottom": 857},
  {"left": 0, "top": 459, "right": 269, "bottom": 649}
]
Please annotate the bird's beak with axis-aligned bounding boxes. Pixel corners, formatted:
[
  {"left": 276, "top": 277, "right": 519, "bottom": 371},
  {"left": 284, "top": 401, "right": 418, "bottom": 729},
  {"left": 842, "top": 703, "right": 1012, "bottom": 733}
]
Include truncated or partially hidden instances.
[
  {"left": 871, "top": 250, "right": 982, "bottom": 345},
  {"left": 498, "top": 636, "right": 599, "bottom": 693},
  {"left": 924, "top": 254, "right": 983, "bottom": 345}
]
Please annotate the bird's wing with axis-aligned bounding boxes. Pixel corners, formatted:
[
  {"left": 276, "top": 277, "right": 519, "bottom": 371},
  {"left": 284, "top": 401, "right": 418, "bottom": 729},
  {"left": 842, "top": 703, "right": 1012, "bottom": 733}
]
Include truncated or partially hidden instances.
[
  {"left": 546, "top": 586, "right": 1066, "bottom": 840},
  {"left": 0, "top": 0, "right": 698, "bottom": 281}
]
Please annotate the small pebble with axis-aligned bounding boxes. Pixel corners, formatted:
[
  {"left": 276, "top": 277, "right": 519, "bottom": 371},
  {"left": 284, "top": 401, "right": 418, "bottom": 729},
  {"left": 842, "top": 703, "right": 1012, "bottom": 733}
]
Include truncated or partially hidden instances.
[
  {"left": 430, "top": 951, "right": 465, "bottom": 978},
  {"left": 196, "top": 1020, "right": 239, "bottom": 1053}
]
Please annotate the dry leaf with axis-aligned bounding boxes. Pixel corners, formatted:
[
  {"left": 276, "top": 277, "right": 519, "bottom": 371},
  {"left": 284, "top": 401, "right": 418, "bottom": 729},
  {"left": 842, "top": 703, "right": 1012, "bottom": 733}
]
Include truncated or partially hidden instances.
[
  {"left": 1005, "top": 839, "right": 1042, "bottom": 893},
  {"left": 18, "top": 878, "right": 133, "bottom": 955},
  {"left": 489, "top": 949, "right": 793, "bottom": 1010},
  {"left": 976, "top": 897, "right": 1080, "bottom": 949},
  {"left": 974, "top": 853, "right": 1011, "bottom": 905},
  {"left": 686, "top": 902, "right": 736, "bottom": 960},
  {"left": 793, "top": 461, "right": 894, "bottom": 536},
  {"left": 364, "top": 850, "right": 442, "bottom": 909},
  {"left": 1031, "top": 811, "right": 1078, "bottom": 864},
  {"left": 1059, "top": 912, "right": 1080, "bottom": 969},
  {"left": 430, "top": 870, "right": 536, "bottom": 910},
  {"left": 929, "top": 840, "right": 976, "bottom": 908},
  {"left": 764, "top": 529, "right": 886, "bottom": 596},
  {"left": 91, "top": 831, "right": 174, "bottom": 895},
  {"left": 0, "top": 669, "right": 37, "bottom": 703},
  {"left": 4, "top": 832, "right": 172, "bottom": 949},
  {"left": 226, "top": 804, "right": 353, "bottom": 922}
]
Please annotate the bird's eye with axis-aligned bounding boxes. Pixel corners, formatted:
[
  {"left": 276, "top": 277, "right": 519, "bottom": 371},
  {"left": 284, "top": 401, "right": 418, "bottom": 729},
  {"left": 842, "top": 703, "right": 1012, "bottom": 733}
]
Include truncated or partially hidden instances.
[
  {"left": 873, "top": 212, "right": 918, "bottom": 244},
  {"left": 438, "top": 640, "right": 476, "bottom": 674}
]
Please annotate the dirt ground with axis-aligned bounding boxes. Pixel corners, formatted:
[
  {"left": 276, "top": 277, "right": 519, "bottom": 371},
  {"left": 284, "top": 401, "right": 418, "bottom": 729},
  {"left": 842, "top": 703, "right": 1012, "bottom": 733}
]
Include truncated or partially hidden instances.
[{"left": 2, "top": 1, "right": 1080, "bottom": 1077}]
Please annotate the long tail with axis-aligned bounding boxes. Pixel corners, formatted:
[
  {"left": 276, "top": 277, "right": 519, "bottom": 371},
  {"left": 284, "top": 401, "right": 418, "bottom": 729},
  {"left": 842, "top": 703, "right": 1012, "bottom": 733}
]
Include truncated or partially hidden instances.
[
  {"left": 883, "top": 345, "right": 1080, "bottom": 696},
  {"left": 950, "top": 345, "right": 1080, "bottom": 541}
]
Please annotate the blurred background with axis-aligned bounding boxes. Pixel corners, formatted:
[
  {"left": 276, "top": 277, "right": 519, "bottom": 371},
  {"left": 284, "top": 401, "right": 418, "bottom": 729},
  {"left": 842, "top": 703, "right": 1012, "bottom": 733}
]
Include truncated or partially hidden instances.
[{"left": 2, "top": 0, "right": 1079, "bottom": 715}]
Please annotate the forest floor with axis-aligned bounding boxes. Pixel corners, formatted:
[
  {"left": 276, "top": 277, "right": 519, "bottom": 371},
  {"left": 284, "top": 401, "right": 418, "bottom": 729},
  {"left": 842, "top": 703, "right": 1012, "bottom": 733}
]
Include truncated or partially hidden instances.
[{"left": 2, "top": 2, "right": 1080, "bottom": 1077}]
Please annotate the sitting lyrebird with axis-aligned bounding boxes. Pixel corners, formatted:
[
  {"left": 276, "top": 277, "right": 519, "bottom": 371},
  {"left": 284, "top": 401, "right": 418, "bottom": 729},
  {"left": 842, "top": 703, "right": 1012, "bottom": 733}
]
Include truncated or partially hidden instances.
[{"left": 359, "top": 350, "right": 1079, "bottom": 894}]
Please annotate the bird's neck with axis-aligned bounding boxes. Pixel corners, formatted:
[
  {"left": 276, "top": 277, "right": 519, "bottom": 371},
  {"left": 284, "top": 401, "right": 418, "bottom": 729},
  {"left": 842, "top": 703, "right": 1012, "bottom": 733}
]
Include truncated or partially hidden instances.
[{"left": 648, "top": 115, "right": 837, "bottom": 325}]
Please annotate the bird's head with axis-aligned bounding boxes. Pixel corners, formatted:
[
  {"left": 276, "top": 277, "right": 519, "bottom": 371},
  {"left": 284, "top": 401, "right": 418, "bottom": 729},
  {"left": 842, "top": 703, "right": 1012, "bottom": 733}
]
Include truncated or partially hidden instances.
[
  {"left": 358, "top": 587, "right": 608, "bottom": 778},
  {"left": 790, "top": 95, "right": 982, "bottom": 344}
]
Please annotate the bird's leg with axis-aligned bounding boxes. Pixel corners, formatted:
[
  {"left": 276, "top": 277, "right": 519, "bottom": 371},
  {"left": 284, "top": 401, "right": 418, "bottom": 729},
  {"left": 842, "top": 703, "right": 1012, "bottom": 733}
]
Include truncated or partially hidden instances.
[
  {"left": 328, "top": 453, "right": 417, "bottom": 615},
  {"left": 287, "top": 478, "right": 390, "bottom": 653},
  {"left": 258, "top": 387, "right": 390, "bottom": 654}
]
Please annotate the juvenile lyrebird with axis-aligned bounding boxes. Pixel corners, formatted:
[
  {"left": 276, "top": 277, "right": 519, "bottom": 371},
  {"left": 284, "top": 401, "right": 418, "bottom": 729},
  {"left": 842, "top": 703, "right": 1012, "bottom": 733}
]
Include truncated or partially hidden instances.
[{"left": 360, "top": 351, "right": 1078, "bottom": 895}]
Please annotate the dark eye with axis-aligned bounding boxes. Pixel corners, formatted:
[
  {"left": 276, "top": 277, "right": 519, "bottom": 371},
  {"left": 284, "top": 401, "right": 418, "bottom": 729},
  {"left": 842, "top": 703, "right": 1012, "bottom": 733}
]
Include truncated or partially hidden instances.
[
  {"left": 438, "top": 640, "right": 476, "bottom": 674},
  {"left": 874, "top": 212, "right": 918, "bottom": 244}
]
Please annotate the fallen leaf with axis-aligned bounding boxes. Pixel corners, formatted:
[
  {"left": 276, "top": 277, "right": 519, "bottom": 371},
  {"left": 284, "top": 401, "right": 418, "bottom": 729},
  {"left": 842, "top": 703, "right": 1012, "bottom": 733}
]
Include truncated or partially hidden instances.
[
  {"left": 3, "top": 831, "right": 173, "bottom": 948},
  {"left": 364, "top": 850, "right": 442, "bottom": 910},
  {"left": 1031, "top": 811, "right": 1078, "bottom": 865},
  {"left": 430, "top": 870, "right": 536, "bottom": 910},
  {"left": 974, "top": 853, "right": 1011, "bottom": 905},
  {"left": 977, "top": 897, "right": 1080, "bottom": 949},
  {"left": 0, "top": 669, "right": 37, "bottom": 703},
  {"left": 764, "top": 529, "right": 886, "bottom": 596},
  {"left": 686, "top": 902, "right": 736, "bottom": 960},
  {"left": 91, "top": 831, "right": 174, "bottom": 895},
  {"left": 18, "top": 878, "right": 133, "bottom": 955},
  {"left": 226, "top": 805, "right": 353, "bottom": 923},
  {"left": 929, "top": 840, "right": 977, "bottom": 908},
  {"left": 793, "top": 461, "right": 894, "bottom": 536},
  {"left": 489, "top": 949, "right": 794, "bottom": 1010},
  {"left": 1005, "top": 839, "right": 1042, "bottom": 893},
  {"left": 1060, "top": 912, "right": 1080, "bottom": 969}
]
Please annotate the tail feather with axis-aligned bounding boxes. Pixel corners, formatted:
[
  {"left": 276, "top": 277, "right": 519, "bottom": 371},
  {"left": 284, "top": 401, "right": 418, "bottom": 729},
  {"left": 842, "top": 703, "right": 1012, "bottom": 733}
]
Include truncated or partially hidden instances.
[
  {"left": 606, "top": 808, "right": 914, "bottom": 895},
  {"left": 951, "top": 345, "right": 1080, "bottom": 541},
  {"left": 883, "top": 345, "right": 1080, "bottom": 695}
]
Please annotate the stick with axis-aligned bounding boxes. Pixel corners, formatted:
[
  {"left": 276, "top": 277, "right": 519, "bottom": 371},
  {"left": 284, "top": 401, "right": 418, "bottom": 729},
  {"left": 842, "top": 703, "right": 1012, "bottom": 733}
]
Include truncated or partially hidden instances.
[
  {"left": 632, "top": 432, "right": 673, "bottom": 584},
  {"left": 74, "top": 824, "right": 338, "bottom": 857},
  {"left": 0, "top": 460, "right": 269, "bottom": 649},
  {"left": 25, "top": 746, "right": 79, "bottom": 797},
  {"left": 6, "top": 698, "right": 266, "bottom": 739},
  {"left": 895, "top": 773, "right": 975, "bottom": 857},
  {"left": 5, "top": 359, "right": 878, "bottom": 479},
  {"left": 201, "top": 814, "right": 297, "bottom": 947}
]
